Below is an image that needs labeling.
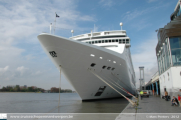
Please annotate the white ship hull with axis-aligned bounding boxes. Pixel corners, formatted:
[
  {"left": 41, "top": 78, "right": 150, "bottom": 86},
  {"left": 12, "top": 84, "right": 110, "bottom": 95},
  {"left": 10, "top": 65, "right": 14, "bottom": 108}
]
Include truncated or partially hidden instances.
[{"left": 38, "top": 33, "right": 136, "bottom": 100}]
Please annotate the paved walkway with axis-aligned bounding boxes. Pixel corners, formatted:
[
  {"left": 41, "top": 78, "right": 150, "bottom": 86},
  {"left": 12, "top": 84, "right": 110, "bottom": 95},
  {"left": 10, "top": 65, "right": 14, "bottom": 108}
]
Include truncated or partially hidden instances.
[
  {"left": 116, "top": 95, "right": 181, "bottom": 120},
  {"left": 138, "top": 95, "right": 181, "bottom": 113}
]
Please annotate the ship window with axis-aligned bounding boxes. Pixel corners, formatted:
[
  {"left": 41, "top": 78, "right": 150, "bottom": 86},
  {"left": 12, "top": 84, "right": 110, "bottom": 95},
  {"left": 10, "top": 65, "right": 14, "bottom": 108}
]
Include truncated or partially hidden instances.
[
  {"left": 116, "top": 39, "right": 118, "bottom": 42},
  {"left": 102, "top": 40, "right": 104, "bottom": 43},
  {"left": 95, "top": 41, "right": 98, "bottom": 43},
  {"left": 90, "top": 63, "right": 96, "bottom": 67},
  {"left": 102, "top": 66, "right": 107, "bottom": 69},
  {"left": 89, "top": 42, "right": 91, "bottom": 44},
  {"left": 109, "top": 40, "right": 111, "bottom": 42},
  {"left": 107, "top": 67, "right": 111, "bottom": 70},
  {"left": 123, "top": 39, "right": 125, "bottom": 43},
  {"left": 112, "top": 40, "right": 115, "bottom": 42},
  {"left": 107, "top": 59, "right": 111, "bottom": 62},
  {"left": 112, "top": 68, "right": 115, "bottom": 70},
  {"left": 92, "top": 41, "right": 94, "bottom": 44},
  {"left": 105, "top": 40, "right": 108, "bottom": 43},
  {"left": 90, "top": 54, "right": 95, "bottom": 57},
  {"left": 126, "top": 39, "right": 129, "bottom": 43},
  {"left": 99, "top": 40, "right": 101, "bottom": 43},
  {"left": 119, "top": 39, "right": 122, "bottom": 43}
]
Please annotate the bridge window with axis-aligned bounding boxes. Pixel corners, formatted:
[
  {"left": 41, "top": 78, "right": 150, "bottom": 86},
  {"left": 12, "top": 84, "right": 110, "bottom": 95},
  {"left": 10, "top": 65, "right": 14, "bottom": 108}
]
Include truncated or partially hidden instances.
[{"left": 126, "top": 39, "right": 129, "bottom": 44}]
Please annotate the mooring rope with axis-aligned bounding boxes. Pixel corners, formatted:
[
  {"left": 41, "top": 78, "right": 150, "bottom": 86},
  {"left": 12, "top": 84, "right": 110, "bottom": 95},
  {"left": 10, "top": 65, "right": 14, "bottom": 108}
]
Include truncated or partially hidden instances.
[
  {"left": 109, "top": 72, "right": 137, "bottom": 100},
  {"left": 111, "top": 72, "right": 132, "bottom": 90},
  {"left": 99, "top": 73, "right": 138, "bottom": 100},
  {"left": 58, "top": 66, "right": 61, "bottom": 107},
  {"left": 89, "top": 68, "right": 137, "bottom": 107}
]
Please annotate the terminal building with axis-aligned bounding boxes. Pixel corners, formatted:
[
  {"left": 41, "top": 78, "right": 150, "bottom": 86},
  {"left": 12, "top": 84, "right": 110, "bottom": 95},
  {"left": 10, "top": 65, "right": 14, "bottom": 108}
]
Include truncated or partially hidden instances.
[
  {"left": 155, "top": 0, "right": 181, "bottom": 97},
  {"left": 145, "top": 72, "right": 160, "bottom": 95}
]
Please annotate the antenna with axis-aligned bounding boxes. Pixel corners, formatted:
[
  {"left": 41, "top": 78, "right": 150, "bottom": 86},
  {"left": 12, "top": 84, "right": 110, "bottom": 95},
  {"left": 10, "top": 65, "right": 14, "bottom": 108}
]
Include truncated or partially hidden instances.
[
  {"left": 120, "top": 22, "right": 123, "bottom": 30},
  {"left": 50, "top": 23, "right": 52, "bottom": 34},
  {"left": 71, "top": 30, "right": 74, "bottom": 37},
  {"left": 94, "top": 24, "right": 95, "bottom": 32}
]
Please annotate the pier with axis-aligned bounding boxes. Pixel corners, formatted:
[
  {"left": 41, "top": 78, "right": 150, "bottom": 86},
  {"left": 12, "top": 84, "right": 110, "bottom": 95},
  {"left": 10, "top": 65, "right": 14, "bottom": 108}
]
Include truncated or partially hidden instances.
[{"left": 116, "top": 95, "right": 181, "bottom": 120}]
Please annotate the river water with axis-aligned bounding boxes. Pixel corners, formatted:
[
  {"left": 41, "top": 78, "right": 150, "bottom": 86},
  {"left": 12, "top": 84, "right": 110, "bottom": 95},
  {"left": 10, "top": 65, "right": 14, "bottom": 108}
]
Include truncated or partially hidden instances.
[{"left": 0, "top": 93, "right": 129, "bottom": 113}]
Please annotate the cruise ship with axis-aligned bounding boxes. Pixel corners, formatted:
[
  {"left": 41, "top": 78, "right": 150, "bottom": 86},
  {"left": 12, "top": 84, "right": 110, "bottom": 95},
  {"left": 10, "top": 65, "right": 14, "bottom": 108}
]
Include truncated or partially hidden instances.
[{"left": 38, "top": 25, "right": 136, "bottom": 100}]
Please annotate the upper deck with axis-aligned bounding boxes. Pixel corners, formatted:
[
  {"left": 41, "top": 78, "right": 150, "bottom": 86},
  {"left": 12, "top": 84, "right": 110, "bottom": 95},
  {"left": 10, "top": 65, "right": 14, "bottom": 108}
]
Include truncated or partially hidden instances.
[
  {"left": 70, "top": 30, "right": 127, "bottom": 41},
  {"left": 70, "top": 30, "right": 131, "bottom": 48}
]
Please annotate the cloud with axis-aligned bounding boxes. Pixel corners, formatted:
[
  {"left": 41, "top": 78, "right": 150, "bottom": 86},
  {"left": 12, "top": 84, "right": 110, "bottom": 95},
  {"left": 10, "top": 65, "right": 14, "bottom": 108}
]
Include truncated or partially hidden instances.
[
  {"left": 0, "top": 66, "right": 11, "bottom": 81},
  {"left": 0, "top": 66, "right": 9, "bottom": 73},
  {"left": 147, "top": 0, "right": 157, "bottom": 3},
  {"left": 122, "top": 3, "right": 169, "bottom": 23},
  {"left": 16, "top": 66, "right": 29, "bottom": 76},
  {"left": 32, "top": 71, "right": 43, "bottom": 76},
  {"left": 0, "top": 0, "right": 96, "bottom": 90},
  {"left": 132, "top": 36, "right": 158, "bottom": 88},
  {"left": 99, "top": 0, "right": 114, "bottom": 7}
]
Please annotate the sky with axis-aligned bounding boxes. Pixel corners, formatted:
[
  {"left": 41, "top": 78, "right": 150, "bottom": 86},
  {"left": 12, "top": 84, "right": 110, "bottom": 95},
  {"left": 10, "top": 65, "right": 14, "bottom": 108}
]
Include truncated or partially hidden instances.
[{"left": 0, "top": 0, "right": 178, "bottom": 90}]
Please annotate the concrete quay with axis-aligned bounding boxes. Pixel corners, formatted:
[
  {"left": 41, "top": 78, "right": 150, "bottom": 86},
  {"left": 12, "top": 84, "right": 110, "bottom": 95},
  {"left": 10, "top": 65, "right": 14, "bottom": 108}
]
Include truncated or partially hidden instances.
[{"left": 116, "top": 95, "right": 181, "bottom": 120}]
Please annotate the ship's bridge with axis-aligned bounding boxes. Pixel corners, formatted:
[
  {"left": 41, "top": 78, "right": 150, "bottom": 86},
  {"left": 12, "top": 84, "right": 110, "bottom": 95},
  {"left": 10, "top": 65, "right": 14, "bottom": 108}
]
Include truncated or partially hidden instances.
[{"left": 70, "top": 30, "right": 131, "bottom": 48}]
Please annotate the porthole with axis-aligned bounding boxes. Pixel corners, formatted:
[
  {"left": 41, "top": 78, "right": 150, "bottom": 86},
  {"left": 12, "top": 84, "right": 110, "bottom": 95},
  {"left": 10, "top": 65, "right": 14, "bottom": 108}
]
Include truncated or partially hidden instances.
[
  {"left": 99, "top": 40, "right": 101, "bottom": 43},
  {"left": 90, "top": 63, "right": 96, "bottom": 67},
  {"left": 107, "top": 67, "right": 111, "bottom": 70},
  {"left": 109, "top": 40, "right": 111, "bottom": 42},
  {"left": 102, "top": 66, "right": 107, "bottom": 69}
]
